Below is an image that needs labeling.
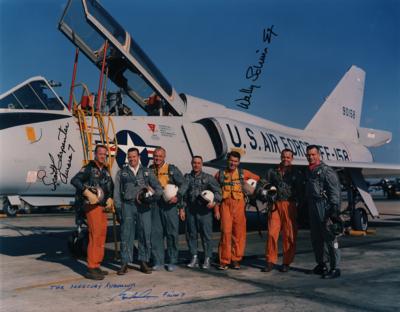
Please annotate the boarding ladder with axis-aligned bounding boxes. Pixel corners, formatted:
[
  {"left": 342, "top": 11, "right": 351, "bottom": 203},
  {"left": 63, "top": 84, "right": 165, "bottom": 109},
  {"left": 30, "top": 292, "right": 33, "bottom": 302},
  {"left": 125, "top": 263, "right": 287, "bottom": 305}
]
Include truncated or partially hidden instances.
[
  {"left": 67, "top": 44, "right": 120, "bottom": 259},
  {"left": 71, "top": 83, "right": 117, "bottom": 169}
]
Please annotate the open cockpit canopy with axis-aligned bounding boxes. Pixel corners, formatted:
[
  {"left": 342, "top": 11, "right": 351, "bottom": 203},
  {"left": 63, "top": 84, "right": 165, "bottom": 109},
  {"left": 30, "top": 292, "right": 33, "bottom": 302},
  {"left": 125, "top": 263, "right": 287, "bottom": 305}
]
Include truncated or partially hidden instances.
[{"left": 59, "top": 0, "right": 186, "bottom": 116}]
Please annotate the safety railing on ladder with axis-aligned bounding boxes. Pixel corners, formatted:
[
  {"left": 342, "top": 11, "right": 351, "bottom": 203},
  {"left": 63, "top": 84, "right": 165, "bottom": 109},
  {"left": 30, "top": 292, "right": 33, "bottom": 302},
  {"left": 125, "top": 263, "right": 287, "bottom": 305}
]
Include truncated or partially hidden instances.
[{"left": 71, "top": 84, "right": 117, "bottom": 169}]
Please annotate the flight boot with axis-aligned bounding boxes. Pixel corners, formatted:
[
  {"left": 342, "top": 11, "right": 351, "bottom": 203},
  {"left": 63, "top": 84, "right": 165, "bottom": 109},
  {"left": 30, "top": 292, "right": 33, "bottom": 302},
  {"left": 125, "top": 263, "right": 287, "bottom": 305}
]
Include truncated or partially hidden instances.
[
  {"left": 202, "top": 257, "right": 211, "bottom": 269},
  {"left": 323, "top": 268, "right": 341, "bottom": 279},
  {"left": 117, "top": 264, "right": 128, "bottom": 275},
  {"left": 312, "top": 263, "right": 328, "bottom": 275},
  {"left": 231, "top": 261, "right": 240, "bottom": 270},
  {"left": 94, "top": 268, "right": 109, "bottom": 276},
  {"left": 85, "top": 268, "right": 105, "bottom": 280},
  {"left": 261, "top": 262, "right": 274, "bottom": 272},
  {"left": 187, "top": 255, "right": 199, "bottom": 268},
  {"left": 280, "top": 264, "right": 290, "bottom": 273},
  {"left": 140, "top": 261, "right": 152, "bottom": 274}
]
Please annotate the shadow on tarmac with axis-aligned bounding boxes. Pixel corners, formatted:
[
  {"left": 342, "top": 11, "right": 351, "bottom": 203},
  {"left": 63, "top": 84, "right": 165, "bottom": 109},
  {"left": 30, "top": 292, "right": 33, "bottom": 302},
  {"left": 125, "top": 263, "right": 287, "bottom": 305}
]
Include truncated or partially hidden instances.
[{"left": 1, "top": 211, "right": 399, "bottom": 278}]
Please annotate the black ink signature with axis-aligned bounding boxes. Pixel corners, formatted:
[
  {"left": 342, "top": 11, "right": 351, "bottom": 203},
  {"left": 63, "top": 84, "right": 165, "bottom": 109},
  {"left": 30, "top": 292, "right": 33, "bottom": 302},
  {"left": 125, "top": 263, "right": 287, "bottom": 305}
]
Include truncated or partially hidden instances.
[
  {"left": 235, "top": 25, "right": 277, "bottom": 110},
  {"left": 246, "top": 47, "right": 268, "bottom": 82},
  {"left": 38, "top": 123, "right": 75, "bottom": 191},
  {"left": 263, "top": 25, "right": 278, "bottom": 44},
  {"left": 162, "top": 290, "right": 186, "bottom": 298},
  {"left": 119, "top": 288, "right": 158, "bottom": 300},
  {"left": 235, "top": 85, "right": 260, "bottom": 109}
]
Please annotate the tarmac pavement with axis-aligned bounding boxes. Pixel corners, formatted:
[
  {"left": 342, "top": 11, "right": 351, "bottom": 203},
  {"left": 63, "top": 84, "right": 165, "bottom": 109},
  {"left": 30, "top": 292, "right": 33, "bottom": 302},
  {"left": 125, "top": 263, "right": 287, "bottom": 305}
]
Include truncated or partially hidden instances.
[{"left": 0, "top": 199, "right": 399, "bottom": 312}]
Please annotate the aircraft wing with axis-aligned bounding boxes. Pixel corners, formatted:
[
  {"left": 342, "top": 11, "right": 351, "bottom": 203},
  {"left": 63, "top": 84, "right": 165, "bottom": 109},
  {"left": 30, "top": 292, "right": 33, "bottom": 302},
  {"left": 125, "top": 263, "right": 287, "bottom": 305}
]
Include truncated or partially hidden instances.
[{"left": 327, "top": 161, "right": 400, "bottom": 178}]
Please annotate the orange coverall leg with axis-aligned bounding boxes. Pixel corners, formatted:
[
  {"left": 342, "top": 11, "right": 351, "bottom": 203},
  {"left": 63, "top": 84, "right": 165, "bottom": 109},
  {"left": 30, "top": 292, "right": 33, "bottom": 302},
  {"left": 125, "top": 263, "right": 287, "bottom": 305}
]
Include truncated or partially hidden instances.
[
  {"left": 85, "top": 205, "right": 108, "bottom": 269},
  {"left": 219, "top": 198, "right": 246, "bottom": 265},
  {"left": 266, "top": 201, "right": 297, "bottom": 265}
]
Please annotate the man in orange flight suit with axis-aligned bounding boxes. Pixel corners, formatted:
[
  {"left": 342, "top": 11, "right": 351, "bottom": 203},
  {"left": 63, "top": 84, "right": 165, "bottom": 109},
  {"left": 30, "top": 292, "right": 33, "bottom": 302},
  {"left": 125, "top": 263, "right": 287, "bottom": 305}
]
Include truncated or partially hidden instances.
[
  {"left": 71, "top": 145, "right": 114, "bottom": 280},
  {"left": 215, "top": 151, "right": 260, "bottom": 270},
  {"left": 262, "top": 148, "right": 304, "bottom": 273}
]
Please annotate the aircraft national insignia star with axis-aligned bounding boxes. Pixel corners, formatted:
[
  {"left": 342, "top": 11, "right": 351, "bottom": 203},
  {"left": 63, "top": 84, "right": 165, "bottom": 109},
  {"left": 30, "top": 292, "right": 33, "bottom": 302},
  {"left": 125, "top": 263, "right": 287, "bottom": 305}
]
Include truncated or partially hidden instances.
[{"left": 115, "top": 130, "right": 158, "bottom": 168}]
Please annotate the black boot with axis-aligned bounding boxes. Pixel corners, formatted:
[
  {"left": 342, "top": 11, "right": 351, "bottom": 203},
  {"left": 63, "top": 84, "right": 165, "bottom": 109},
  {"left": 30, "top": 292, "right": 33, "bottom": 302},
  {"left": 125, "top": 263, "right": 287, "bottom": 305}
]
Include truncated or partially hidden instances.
[
  {"left": 231, "top": 261, "right": 241, "bottom": 270},
  {"left": 140, "top": 261, "right": 152, "bottom": 274},
  {"left": 95, "top": 268, "right": 108, "bottom": 276},
  {"left": 312, "top": 263, "right": 328, "bottom": 275},
  {"left": 85, "top": 268, "right": 105, "bottom": 280},
  {"left": 261, "top": 262, "right": 274, "bottom": 272},
  {"left": 323, "top": 268, "right": 341, "bottom": 279},
  {"left": 117, "top": 264, "right": 128, "bottom": 275},
  {"left": 280, "top": 264, "right": 290, "bottom": 273}
]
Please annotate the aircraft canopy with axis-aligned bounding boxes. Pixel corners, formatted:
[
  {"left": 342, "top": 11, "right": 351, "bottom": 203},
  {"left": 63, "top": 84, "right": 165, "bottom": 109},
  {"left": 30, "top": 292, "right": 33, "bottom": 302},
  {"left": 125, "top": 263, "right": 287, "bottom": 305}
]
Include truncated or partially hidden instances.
[
  {"left": 0, "top": 77, "right": 67, "bottom": 111},
  {"left": 59, "top": 0, "right": 185, "bottom": 115}
]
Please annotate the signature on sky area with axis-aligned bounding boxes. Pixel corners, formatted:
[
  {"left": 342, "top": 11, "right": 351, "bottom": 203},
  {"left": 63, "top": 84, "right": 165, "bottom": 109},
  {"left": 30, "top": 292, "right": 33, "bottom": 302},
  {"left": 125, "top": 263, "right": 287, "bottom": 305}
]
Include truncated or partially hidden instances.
[
  {"left": 235, "top": 25, "right": 278, "bottom": 110},
  {"left": 38, "top": 123, "right": 75, "bottom": 191}
]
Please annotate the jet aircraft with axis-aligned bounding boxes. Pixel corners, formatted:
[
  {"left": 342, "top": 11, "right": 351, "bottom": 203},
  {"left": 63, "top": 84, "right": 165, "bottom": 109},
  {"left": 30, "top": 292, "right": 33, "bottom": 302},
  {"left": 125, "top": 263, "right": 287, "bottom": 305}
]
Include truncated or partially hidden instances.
[{"left": 0, "top": 0, "right": 399, "bottom": 230}]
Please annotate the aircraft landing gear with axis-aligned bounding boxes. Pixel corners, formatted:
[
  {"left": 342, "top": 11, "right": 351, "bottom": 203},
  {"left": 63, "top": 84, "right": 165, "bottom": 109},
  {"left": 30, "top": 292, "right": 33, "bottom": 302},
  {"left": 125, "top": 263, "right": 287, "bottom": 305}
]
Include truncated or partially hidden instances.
[
  {"left": 346, "top": 185, "right": 369, "bottom": 231},
  {"left": 352, "top": 207, "right": 368, "bottom": 231},
  {"left": 2, "top": 198, "right": 18, "bottom": 217}
]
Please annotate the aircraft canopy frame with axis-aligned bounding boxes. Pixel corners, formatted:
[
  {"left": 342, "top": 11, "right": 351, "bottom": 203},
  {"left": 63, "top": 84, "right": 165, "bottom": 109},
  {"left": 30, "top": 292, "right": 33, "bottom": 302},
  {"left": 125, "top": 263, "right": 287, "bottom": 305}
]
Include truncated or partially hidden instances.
[{"left": 58, "top": 0, "right": 185, "bottom": 115}]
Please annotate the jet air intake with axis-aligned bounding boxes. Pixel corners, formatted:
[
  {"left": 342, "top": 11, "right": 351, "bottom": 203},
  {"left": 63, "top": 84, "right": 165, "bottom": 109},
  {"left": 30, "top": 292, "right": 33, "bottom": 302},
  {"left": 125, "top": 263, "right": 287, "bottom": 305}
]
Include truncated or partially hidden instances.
[{"left": 182, "top": 118, "right": 227, "bottom": 163}]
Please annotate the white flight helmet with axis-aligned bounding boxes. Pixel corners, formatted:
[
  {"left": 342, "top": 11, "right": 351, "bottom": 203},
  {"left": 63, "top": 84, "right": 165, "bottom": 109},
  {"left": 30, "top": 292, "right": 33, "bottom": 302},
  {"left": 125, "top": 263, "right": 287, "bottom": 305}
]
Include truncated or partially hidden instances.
[
  {"left": 145, "top": 186, "right": 155, "bottom": 198},
  {"left": 199, "top": 190, "right": 214, "bottom": 206},
  {"left": 268, "top": 185, "right": 277, "bottom": 195},
  {"left": 163, "top": 184, "right": 178, "bottom": 202},
  {"left": 243, "top": 178, "right": 258, "bottom": 196},
  {"left": 85, "top": 186, "right": 104, "bottom": 204}
]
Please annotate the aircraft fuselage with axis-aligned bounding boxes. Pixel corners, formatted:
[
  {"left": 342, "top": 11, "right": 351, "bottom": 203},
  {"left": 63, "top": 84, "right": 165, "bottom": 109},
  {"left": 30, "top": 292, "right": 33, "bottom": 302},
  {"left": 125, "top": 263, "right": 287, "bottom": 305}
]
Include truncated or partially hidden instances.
[{"left": 0, "top": 100, "right": 373, "bottom": 198}]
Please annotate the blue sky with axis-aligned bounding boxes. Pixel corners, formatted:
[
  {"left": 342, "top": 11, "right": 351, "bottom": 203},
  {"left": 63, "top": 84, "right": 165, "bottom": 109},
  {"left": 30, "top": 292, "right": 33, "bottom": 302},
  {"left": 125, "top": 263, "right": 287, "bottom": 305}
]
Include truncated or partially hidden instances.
[{"left": 1, "top": 0, "right": 399, "bottom": 163}]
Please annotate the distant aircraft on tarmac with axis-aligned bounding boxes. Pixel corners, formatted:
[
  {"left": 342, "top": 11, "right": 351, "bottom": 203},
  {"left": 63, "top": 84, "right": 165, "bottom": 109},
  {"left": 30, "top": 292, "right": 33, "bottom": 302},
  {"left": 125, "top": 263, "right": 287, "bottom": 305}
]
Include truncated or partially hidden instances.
[{"left": 0, "top": 0, "right": 399, "bottom": 230}]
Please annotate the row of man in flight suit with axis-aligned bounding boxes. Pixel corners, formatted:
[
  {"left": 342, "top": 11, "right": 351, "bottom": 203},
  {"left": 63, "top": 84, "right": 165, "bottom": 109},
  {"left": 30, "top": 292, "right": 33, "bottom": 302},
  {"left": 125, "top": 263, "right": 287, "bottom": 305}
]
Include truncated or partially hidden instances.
[
  {"left": 72, "top": 144, "right": 341, "bottom": 280},
  {"left": 86, "top": 145, "right": 255, "bottom": 277},
  {"left": 113, "top": 147, "right": 223, "bottom": 275}
]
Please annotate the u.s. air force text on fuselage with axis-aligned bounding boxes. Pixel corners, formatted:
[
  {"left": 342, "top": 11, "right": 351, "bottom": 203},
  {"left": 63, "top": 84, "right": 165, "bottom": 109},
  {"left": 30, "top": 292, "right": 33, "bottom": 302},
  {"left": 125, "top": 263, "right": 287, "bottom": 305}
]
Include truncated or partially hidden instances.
[{"left": 224, "top": 122, "right": 350, "bottom": 162}]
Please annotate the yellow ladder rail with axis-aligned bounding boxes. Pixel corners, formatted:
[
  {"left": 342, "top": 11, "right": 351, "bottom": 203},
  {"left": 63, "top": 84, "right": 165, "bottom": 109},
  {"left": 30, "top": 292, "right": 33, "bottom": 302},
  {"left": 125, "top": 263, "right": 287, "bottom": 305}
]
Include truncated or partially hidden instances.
[{"left": 71, "top": 84, "right": 118, "bottom": 168}]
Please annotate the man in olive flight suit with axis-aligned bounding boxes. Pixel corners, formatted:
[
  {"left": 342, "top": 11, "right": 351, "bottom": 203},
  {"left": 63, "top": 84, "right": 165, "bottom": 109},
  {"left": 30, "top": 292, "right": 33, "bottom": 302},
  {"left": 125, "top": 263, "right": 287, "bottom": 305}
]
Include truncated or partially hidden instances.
[
  {"left": 181, "top": 155, "right": 222, "bottom": 269},
  {"left": 305, "top": 145, "right": 342, "bottom": 279},
  {"left": 150, "top": 147, "right": 186, "bottom": 272},
  {"left": 114, "top": 147, "right": 162, "bottom": 275}
]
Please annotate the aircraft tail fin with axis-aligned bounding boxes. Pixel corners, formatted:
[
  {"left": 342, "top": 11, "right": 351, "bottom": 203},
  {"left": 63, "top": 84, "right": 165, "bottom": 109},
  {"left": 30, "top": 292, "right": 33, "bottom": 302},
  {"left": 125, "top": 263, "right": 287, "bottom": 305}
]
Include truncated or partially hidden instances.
[{"left": 305, "top": 65, "right": 365, "bottom": 142}]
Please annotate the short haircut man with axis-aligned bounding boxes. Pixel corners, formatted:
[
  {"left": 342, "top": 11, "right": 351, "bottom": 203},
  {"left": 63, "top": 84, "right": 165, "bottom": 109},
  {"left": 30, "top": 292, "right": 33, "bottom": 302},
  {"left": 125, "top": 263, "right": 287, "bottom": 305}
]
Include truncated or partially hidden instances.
[
  {"left": 154, "top": 146, "right": 166, "bottom": 154},
  {"left": 95, "top": 144, "right": 107, "bottom": 154},
  {"left": 127, "top": 147, "right": 140, "bottom": 155},
  {"left": 192, "top": 155, "right": 203, "bottom": 162},
  {"left": 228, "top": 151, "right": 241, "bottom": 160},
  {"left": 281, "top": 148, "right": 294, "bottom": 156},
  {"left": 306, "top": 145, "right": 320, "bottom": 153}
]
